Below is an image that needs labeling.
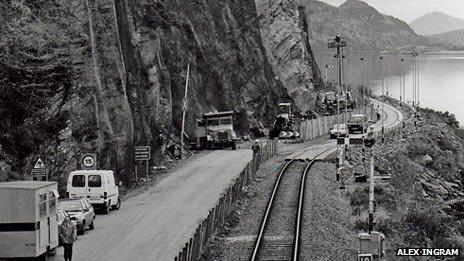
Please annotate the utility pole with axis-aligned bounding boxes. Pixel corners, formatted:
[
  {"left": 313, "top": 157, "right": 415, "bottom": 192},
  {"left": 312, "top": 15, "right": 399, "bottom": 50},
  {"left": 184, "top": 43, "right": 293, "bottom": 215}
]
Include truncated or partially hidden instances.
[
  {"left": 399, "top": 58, "right": 403, "bottom": 101},
  {"left": 380, "top": 55, "right": 385, "bottom": 143},
  {"left": 329, "top": 35, "right": 346, "bottom": 182},
  {"left": 417, "top": 54, "right": 420, "bottom": 106},
  {"left": 361, "top": 57, "right": 365, "bottom": 115},
  {"left": 386, "top": 55, "right": 389, "bottom": 96},
  {"left": 343, "top": 52, "right": 348, "bottom": 127},
  {"left": 412, "top": 53, "right": 416, "bottom": 107},
  {"left": 369, "top": 150, "right": 375, "bottom": 233},
  {"left": 180, "top": 59, "right": 191, "bottom": 160}
]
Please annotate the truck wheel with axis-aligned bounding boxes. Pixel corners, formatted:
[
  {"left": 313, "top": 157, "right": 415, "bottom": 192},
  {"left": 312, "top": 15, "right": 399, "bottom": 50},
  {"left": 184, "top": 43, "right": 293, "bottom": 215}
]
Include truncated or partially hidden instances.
[
  {"left": 231, "top": 142, "right": 237, "bottom": 150},
  {"left": 112, "top": 197, "right": 121, "bottom": 210},
  {"left": 103, "top": 203, "right": 110, "bottom": 214}
]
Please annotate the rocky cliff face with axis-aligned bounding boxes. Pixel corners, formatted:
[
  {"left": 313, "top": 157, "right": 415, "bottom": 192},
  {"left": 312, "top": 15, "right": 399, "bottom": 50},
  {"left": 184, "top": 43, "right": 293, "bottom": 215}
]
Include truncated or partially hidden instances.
[
  {"left": 255, "top": 0, "right": 322, "bottom": 113},
  {"left": 0, "top": 0, "right": 290, "bottom": 186},
  {"left": 298, "top": 0, "right": 426, "bottom": 51}
]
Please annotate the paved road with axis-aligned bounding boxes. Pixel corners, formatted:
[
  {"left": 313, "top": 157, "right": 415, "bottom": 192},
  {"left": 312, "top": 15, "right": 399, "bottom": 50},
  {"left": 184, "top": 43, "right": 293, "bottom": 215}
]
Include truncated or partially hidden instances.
[
  {"left": 50, "top": 149, "right": 252, "bottom": 261},
  {"left": 287, "top": 99, "right": 404, "bottom": 160},
  {"left": 49, "top": 99, "right": 402, "bottom": 261}
]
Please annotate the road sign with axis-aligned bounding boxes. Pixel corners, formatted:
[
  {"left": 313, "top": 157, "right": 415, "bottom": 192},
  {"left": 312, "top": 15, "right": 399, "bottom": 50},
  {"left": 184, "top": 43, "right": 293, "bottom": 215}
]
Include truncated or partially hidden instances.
[
  {"left": 358, "top": 254, "right": 372, "bottom": 261},
  {"left": 31, "top": 168, "right": 47, "bottom": 181},
  {"left": 34, "top": 158, "right": 46, "bottom": 169},
  {"left": 328, "top": 40, "right": 347, "bottom": 48},
  {"left": 80, "top": 153, "right": 97, "bottom": 170},
  {"left": 134, "top": 146, "right": 151, "bottom": 161}
]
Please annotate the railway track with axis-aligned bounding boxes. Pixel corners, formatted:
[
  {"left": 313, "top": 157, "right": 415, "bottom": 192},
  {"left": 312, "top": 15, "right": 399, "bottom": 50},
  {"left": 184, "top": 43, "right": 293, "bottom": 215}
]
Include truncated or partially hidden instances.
[{"left": 250, "top": 148, "right": 333, "bottom": 261}]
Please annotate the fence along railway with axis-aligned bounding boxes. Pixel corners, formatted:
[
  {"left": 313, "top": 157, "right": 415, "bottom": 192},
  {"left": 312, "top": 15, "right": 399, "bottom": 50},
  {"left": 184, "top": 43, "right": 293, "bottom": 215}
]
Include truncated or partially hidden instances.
[{"left": 250, "top": 148, "right": 334, "bottom": 261}]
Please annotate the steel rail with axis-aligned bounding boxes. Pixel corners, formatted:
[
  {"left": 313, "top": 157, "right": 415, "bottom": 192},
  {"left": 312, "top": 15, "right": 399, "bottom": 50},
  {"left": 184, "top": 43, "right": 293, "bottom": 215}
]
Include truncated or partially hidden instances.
[{"left": 250, "top": 147, "right": 334, "bottom": 261}]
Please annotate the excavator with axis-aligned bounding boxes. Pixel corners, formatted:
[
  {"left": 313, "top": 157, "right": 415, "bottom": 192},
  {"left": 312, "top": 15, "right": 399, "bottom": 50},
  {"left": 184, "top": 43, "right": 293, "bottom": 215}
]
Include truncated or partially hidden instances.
[{"left": 269, "top": 103, "right": 299, "bottom": 139}]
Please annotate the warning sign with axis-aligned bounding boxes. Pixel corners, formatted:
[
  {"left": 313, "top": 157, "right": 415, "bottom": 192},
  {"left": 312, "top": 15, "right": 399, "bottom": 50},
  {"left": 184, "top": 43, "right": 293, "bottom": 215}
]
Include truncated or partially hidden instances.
[{"left": 34, "top": 158, "right": 46, "bottom": 169}]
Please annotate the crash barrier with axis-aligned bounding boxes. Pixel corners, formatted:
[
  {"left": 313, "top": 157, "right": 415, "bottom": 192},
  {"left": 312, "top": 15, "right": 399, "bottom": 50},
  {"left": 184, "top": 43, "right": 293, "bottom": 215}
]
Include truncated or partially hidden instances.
[
  {"left": 299, "top": 105, "right": 376, "bottom": 141},
  {"left": 174, "top": 140, "right": 277, "bottom": 261}
]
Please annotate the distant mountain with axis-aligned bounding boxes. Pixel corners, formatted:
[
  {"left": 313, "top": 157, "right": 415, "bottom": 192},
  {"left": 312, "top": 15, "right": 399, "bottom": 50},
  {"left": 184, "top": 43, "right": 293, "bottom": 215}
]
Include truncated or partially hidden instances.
[
  {"left": 410, "top": 12, "right": 464, "bottom": 36},
  {"left": 427, "top": 29, "right": 464, "bottom": 50},
  {"left": 298, "top": 0, "right": 425, "bottom": 51}
]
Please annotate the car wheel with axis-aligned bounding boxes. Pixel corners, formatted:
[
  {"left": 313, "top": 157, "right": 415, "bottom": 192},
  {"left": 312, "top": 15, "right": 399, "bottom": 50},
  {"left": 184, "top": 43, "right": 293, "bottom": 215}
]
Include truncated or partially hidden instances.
[
  {"left": 77, "top": 225, "right": 85, "bottom": 235},
  {"left": 89, "top": 220, "right": 94, "bottom": 230},
  {"left": 231, "top": 142, "right": 237, "bottom": 150},
  {"left": 112, "top": 197, "right": 121, "bottom": 210},
  {"left": 103, "top": 203, "right": 110, "bottom": 214}
]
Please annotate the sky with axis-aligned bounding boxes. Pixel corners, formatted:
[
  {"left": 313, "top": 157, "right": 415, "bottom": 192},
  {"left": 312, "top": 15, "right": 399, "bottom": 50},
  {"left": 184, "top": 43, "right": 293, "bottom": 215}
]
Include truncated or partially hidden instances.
[{"left": 318, "top": 0, "right": 464, "bottom": 23}]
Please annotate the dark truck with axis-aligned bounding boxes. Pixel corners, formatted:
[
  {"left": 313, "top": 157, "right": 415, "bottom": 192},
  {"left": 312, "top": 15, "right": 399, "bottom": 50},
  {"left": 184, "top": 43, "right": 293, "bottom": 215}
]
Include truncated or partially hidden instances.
[
  {"left": 347, "top": 114, "right": 368, "bottom": 134},
  {"left": 191, "top": 111, "right": 238, "bottom": 150}
]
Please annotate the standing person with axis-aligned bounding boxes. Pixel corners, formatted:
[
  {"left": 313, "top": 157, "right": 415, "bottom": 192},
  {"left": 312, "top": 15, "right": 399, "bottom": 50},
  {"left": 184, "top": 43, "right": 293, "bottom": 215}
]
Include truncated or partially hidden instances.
[
  {"left": 251, "top": 140, "right": 260, "bottom": 160},
  {"left": 60, "top": 216, "right": 77, "bottom": 261}
]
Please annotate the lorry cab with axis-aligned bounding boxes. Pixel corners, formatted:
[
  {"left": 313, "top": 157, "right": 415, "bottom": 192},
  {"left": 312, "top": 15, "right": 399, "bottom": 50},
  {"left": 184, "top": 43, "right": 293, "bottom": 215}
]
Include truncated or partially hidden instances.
[
  {"left": 192, "top": 111, "right": 237, "bottom": 150},
  {"left": 66, "top": 170, "right": 120, "bottom": 214},
  {"left": 348, "top": 114, "right": 368, "bottom": 134},
  {"left": 0, "top": 181, "right": 59, "bottom": 259}
]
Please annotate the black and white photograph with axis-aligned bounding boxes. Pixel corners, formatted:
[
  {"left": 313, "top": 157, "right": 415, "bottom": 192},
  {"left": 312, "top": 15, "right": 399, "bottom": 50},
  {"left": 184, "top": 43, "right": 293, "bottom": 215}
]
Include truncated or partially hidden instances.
[{"left": 1, "top": 0, "right": 464, "bottom": 260}]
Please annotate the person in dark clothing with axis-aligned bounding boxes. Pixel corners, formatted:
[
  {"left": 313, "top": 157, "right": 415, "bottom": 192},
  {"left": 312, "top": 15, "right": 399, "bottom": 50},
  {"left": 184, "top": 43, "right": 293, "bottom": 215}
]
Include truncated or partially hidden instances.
[
  {"left": 251, "top": 140, "right": 260, "bottom": 159},
  {"left": 60, "top": 216, "right": 77, "bottom": 261}
]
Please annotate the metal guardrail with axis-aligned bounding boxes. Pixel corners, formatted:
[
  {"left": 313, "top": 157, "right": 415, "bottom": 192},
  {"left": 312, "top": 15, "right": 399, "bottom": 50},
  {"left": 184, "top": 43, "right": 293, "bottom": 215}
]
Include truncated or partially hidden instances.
[{"left": 174, "top": 140, "right": 277, "bottom": 261}]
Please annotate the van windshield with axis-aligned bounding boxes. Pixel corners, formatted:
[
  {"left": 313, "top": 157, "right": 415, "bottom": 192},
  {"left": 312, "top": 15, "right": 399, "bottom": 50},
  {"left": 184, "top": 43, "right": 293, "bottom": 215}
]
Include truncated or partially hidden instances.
[
  {"left": 88, "top": 175, "right": 102, "bottom": 187},
  {"left": 59, "top": 201, "right": 83, "bottom": 212}
]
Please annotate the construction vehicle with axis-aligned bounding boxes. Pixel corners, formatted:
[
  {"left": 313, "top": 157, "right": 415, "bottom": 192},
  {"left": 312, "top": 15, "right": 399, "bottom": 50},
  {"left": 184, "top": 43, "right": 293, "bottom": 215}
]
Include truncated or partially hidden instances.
[
  {"left": 340, "top": 91, "right": 355, "bottom": 109},
  {"left": 191, "top": 111, "right": 237, "bottom": 150},
  {"left": 269, "top": 103, "right": 299, "bottom": 139},
  {"left": 324, "top": 91, "right": 337, "bottom": 108}
]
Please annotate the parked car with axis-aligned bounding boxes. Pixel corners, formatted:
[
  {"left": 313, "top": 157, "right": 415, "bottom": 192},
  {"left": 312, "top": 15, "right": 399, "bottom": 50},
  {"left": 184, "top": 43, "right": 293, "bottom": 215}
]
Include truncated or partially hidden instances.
[
  {"left": 330, "top": 124, "right": 348, "bottom": 139},
  {"left": 58, "top": 198, "right": 95, "bottom": 235},
  {"left": 57, "top": 209, "right": 77, "bottom": 245},
  {"left": 66, "top": 170, "right": 121, "bottom": 214}
]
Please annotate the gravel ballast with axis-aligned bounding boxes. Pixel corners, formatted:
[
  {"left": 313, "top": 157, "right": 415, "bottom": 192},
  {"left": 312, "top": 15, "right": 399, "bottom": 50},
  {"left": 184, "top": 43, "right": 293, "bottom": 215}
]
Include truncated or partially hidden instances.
[{"left": 203, "top": 139, "right": 359, "bottom": 260}]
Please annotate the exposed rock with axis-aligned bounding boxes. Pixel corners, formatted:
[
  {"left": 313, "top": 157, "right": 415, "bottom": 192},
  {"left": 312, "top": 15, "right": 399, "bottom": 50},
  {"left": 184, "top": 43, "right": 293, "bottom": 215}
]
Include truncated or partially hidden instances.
[
  {"left": 419, "top": 154, "right": 434, "bottom": 166},
  {"left": 0, "top": 0, "right": 292, "bottom": 185},
  {"left": 255, "top": 0, "right": 322, "bottom": 113}
]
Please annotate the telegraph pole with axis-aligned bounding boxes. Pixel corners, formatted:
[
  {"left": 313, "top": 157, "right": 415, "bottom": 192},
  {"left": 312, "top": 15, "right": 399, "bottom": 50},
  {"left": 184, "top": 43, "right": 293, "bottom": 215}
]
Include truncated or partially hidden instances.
[
  {"left": 399, "top": 58, "right": 403, "bottom": 101},
  {"left": 328, "top": 35, "right": 347, "bottom": 181},
  {"left": 380, "top": 55, "right": 385, "bottom": 143},
  {"left": 417, "top": 54, "right": 420, "bottom": 106},
  {"left": 412, "top": 53, "right": 416, "bottom": 107},
  {"left": 369, "top": 150, "right": 375, "bottom": 233},
  {"left": 361, "top": 57, "right": 366, "bottom": 115},
  {"left": 180, "top": 59, "right": 191, "bottom": 160}
]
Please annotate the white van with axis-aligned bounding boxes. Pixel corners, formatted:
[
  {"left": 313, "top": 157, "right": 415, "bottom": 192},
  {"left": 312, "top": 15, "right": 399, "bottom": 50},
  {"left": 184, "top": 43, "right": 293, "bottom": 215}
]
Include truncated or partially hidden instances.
[
  {"left": 0, "top": 181, "right": 59, "bottom": 259},
  {"left": 66, "top": 170, "right": 120, "bottom": 214}
]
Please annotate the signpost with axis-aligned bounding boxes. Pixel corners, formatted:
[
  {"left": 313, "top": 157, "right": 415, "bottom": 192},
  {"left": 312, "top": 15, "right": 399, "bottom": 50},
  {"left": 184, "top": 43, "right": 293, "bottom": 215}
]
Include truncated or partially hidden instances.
[
  {"left": 135, "top": 146, "right": 151, "bottom": 181},
  {"left": 31, "top": 158, "right": 48, "bottom": 181},
  {"left": 80, "top": 153, "right": 97, "bottom": 170}
]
